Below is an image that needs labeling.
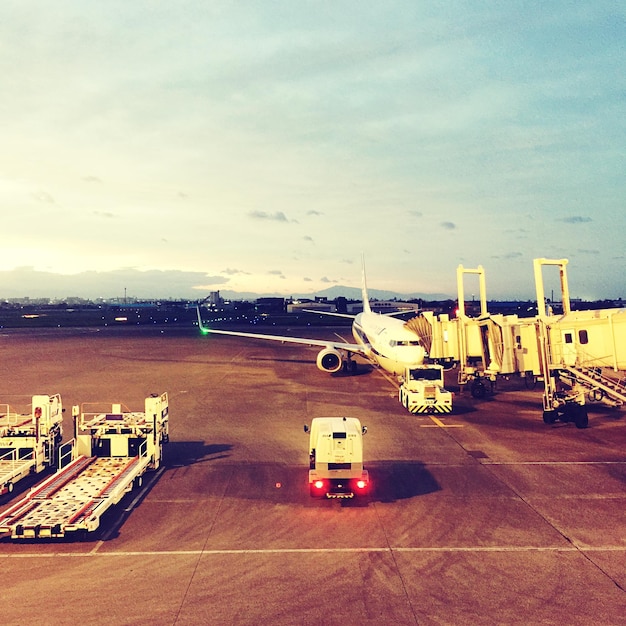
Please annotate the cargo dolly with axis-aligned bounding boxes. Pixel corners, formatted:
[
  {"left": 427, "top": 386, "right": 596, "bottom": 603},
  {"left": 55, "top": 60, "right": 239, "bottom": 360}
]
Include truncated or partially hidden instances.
[{"left": 0, "top": 393, "right": 168, "bottom": 540}]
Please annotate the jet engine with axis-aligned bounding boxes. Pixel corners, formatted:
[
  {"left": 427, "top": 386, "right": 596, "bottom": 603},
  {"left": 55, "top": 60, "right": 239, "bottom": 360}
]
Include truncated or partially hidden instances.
[{"left": 316, "top": 348, "right": 343, "bottom": 373}]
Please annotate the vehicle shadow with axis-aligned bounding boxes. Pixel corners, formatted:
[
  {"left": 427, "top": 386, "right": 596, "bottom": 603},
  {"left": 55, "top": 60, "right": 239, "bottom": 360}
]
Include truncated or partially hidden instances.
[
  {"left": 368, "top": 460, "right": 441, "bottom": 502},
  {"left": 165, "top": 440, "right": 233, "bottom": 467},
  {"left": 211, "top": 461, "right": 440, "bottom": 508}
]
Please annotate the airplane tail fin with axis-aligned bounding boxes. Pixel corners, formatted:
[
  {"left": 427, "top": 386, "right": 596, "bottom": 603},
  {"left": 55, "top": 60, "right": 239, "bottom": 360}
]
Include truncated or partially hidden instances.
[{"left": 361, "top": 255, "right": 372, "bottom": 315}]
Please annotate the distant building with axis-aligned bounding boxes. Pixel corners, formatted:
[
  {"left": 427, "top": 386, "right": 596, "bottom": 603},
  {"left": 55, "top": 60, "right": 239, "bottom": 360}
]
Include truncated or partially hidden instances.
[
  {"left": 208, "top": 291, "right": 222, "bottom": 307},
  {"left": 287, "top": 300, "right": 335, "bottom": 314},
  {"left": 255, "top": 297, "right": 285, "bottom": 315},
  {"left": 347, "top": 300, "right": 421, "bottom": 315}
]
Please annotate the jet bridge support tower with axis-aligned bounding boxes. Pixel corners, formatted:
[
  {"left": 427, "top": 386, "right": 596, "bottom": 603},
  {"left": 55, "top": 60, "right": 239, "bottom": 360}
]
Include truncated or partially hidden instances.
[
  {"left": 535, "top": 258, "right": 588, "bottom": 428},
  {"left": 455, "top": 265, "right": 496, "bottom": 398}
]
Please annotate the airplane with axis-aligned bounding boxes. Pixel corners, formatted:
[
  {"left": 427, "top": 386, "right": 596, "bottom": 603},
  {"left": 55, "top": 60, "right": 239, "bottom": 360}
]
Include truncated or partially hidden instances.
[{"left": 196, "top": 263, "right": 427, "bottom": 377}]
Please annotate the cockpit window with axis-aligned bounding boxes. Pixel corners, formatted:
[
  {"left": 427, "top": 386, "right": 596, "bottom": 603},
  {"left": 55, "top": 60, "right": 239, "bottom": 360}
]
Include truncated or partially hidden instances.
[{"left": 390, "top": 340, "right": 421, "bottom": 347}]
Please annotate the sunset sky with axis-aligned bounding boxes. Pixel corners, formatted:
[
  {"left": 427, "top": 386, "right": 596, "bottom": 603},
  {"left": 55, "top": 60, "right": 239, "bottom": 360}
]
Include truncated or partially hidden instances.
[{"left": 1, "top": 1, "right": 624, "bottom": 301}]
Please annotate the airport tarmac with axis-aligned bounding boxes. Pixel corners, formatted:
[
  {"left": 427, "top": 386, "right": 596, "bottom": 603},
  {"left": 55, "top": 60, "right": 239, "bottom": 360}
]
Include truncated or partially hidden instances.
[{"left": 1, "top": 325, "right": 625, "bottom": 625}]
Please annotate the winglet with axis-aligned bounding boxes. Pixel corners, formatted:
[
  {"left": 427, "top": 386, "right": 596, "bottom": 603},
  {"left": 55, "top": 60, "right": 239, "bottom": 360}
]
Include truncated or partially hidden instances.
[
  {"left": 361, "top": 254, "right": 372, "bottom": 315},
  {"left": 196, "top": 305, "right": 209, "bottom": 334}
]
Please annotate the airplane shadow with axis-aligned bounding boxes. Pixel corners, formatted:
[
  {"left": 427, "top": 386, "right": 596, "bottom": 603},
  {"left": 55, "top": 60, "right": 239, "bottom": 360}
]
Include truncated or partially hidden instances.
[
  {"left": 249, "top": 355, "right": 374, "bottom": 377},
  {"left": 249, "top": 356, "right": 318, "bottom": 366},
  {"left": 331, "top": 364, "right": 374, "bottom": 378}
]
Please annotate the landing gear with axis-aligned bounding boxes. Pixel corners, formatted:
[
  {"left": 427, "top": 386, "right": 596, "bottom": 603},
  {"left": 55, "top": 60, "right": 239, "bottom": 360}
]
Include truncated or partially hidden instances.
[{"left": 342, "top": 358, "right": 358, "bottom": 374}]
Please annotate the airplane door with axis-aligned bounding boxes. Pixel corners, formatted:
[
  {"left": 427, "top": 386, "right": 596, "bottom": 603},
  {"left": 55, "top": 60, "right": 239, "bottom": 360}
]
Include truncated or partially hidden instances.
[{"left": 561, "top": 329, "right": 577, "bottom": 366}]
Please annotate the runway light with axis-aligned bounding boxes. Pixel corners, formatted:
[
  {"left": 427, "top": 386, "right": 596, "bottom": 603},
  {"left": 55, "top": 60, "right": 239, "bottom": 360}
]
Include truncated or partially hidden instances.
[{"left": 275, "top": 482, "right": 282, "bottom": 488}]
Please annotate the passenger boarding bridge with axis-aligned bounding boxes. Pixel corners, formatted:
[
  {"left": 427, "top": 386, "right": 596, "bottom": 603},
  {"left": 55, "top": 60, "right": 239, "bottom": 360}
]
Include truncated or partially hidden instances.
[{"left": 406, "top": 258, "right": 626, "bottom": 428}]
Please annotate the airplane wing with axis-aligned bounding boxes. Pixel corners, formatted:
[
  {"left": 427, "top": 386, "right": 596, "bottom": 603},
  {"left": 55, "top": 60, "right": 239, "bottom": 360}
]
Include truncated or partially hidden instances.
[
  {"left": 301, "top": 309, "right": 355, "bottom": 320},
  {"left": 196, "top": 307, "right": 367, "bottom": 355},
  {"left": 303, "top": 308, "right": 416, "bottom": 319}
]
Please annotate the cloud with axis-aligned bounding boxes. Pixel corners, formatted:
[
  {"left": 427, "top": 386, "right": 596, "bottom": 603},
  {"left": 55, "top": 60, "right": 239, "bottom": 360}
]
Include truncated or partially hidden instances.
[
  {"left": 560, "top": 216, "right": 592, "bottom": 224},
  {"left": 222, "top": 268, "right": 250, "bottom": 276},
  {"left": 409, "top": 210, "right": 423, "bottom": 218},
  {"left": 0, "top": 267, "right": 229, "bottom": 299},
  {"left": 307, "top": 210, "right": 323, "bottom": 216},
  {"left": 33, "top": 191, "right": 55, "bottom": 204},
  {"left": 82, "top": 176, "right": 101, "bottom": 183},
  {"left": 303, "top": 235, "right": 314, "bottom": 243},
  {"left": 440, "top": 221, "right": 456, "bottom": 230},
  {"left": 303, "top": 277, "right": 313, "bottom": 282},
  {"left": 249, "top": 211, "right": 288, "bottom": 222},
  {"left": 503, "top": 228, "right": 529, "bottom": 239},
  {"left": 492, "top": 252, "right": 523, "bottom": 260},
  {"left": 93, "top": 211, "right": 116, "bottom": 219},
  {"left": 577, "top": 249, "right": 599, "bottom": 255}
]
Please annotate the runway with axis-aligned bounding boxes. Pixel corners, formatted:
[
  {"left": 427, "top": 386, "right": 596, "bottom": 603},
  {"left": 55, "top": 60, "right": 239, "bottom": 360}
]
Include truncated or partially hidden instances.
[{"left": 1, "top": 325, "right": 625, "bottom": 625}]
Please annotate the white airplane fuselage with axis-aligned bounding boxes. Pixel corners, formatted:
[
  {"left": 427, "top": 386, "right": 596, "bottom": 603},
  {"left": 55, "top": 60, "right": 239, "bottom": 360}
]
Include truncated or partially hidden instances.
[{"left": 352, "top": 310, "right": 426, "bottom": 376}]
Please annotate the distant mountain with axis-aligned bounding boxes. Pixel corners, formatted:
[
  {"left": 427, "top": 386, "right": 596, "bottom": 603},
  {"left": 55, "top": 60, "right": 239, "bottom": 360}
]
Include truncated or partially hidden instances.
[{"left": 218, "top": 285, "right": 453, "bottom": 302}]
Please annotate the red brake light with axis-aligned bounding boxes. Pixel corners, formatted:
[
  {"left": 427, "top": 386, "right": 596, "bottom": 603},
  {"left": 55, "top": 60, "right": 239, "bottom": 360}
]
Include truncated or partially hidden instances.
[
  {"left": 314, "top": 480, "right": 325, "bottom": 489},
  {"left": 356, "top": 480, "right": 367, "bottom": 490}
]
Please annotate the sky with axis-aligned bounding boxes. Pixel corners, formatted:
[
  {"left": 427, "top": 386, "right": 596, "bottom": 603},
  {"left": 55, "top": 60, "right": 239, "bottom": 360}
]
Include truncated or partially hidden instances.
[{"left": 0, "top": 1, "right": 624, "bottom": 302}]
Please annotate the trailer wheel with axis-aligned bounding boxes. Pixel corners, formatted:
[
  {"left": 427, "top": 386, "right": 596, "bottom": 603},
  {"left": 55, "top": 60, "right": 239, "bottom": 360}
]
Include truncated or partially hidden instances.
[
  {"left": 574, "top": 406, "right": 589, "bottom": 429},
  {"left": 6, "top": 482, "right": 13, "bottom": 493},
  {"left": 542, "top": 410, "right": 557, "bottom": 424}
]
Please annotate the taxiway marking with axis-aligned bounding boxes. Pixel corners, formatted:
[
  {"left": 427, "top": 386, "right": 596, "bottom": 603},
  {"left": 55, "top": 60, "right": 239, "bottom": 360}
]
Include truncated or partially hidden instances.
[
  {"left": 420, "top": 415, "right": 463, "bottom": 428},
  {"left": 2, "top": 545, "right": 625, "bottom": 559}
]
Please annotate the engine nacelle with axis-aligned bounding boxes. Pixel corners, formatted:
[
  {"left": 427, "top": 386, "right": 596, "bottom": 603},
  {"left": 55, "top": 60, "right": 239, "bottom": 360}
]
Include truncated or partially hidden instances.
[{"left": 316, "top": 348, "right": 343, "bottom": 373}]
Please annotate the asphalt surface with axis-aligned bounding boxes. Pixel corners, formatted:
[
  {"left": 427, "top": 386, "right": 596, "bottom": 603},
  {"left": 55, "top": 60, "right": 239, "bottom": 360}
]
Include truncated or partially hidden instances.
[{"left": 1, "top": 325, "right": 625, "bottom": 625}]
